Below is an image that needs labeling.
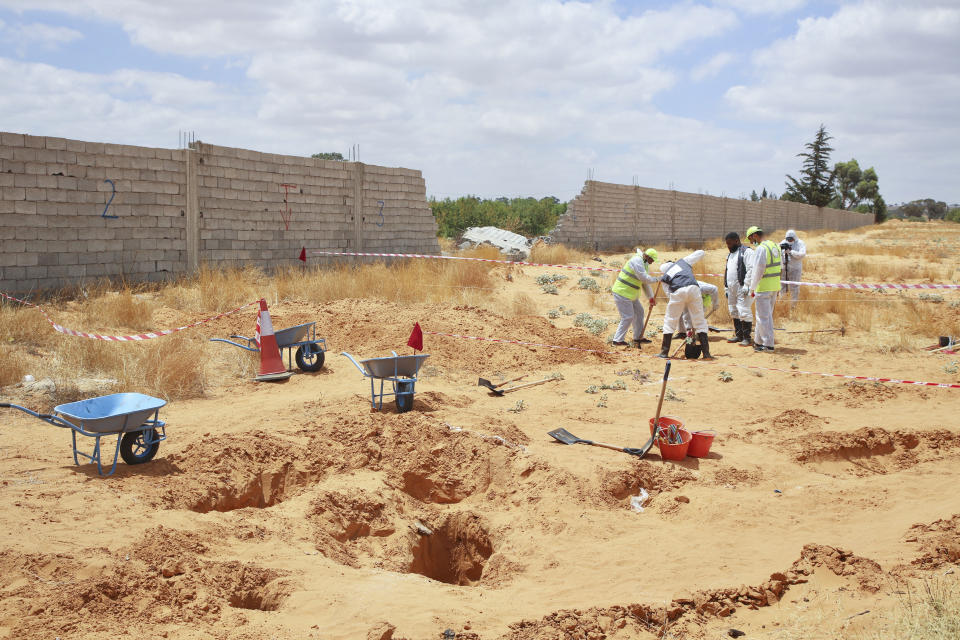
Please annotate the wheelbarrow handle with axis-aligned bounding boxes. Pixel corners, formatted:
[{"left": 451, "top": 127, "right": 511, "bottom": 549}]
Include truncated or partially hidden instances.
[
  {"left": 340, "top": 352, "right": 368, "bottom": 375},
  {"left": 0, "top": 403, "right": 54, "bottom": 421}
]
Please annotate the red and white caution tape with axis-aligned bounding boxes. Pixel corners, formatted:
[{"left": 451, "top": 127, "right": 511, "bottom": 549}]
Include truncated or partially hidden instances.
[
  {"left": 780, "top": 280, "right": 960, "bottom": 290},
  {"left": 309, "top": 250, "right": 959, "bottom": 290},
  {"left": 1, "top": 291, "right": 258, "bottom": 341},
  {"left": 425, "top": 329, "right": 960, "bottom": 390}
]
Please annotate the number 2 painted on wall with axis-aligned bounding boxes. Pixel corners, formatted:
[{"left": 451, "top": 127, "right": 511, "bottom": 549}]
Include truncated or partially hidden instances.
[
  {"left": 376, "top": 200, "right": 384, "bottom": 227},
  {"left": 101, "top": 179, "right": 118, "bottom": 219}
]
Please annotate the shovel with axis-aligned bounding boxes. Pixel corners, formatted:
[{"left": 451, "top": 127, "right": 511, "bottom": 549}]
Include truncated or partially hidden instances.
[
  {"left": 637, "top": 282, "right": 661, "bottom": 345},
  {"left": 548, "top": 428, "right": 653, "bottom": 457},
  {"left": 650, "top": 361, "right": 671, "bottom": 437},
  {"left": 478, "top": 374, "right": 527, "bottom": 395},
  {"left": 500, "top": 377, "right": 557, "bottom": 394}
]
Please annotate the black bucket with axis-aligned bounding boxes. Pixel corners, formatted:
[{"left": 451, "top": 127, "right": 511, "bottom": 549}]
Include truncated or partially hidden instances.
[
  {"left": 940, "top": 336, "right": 952, "bottom": 347},
  {"left": 396, "top": 380, "right": 415, "bottom": 413}
]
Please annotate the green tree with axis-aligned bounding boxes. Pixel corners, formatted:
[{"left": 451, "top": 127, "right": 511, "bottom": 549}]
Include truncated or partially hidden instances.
[
  {"left": 946, "top": 207, "right": 960, "bottom": 223},
  {"left": 761, "top": 187, "right": 768, "bottom": 199},
  {"left": 749, "top": 190, "right": 760, "bottom": 202},
  {"left": 901, "top": 199, "right": 948, "bottom": 219},
  {"left": 311, "top": 152, "right": 345, "bottom": 161},
  {"left": 783, "top": 124, "right": 836, "bottom": 207},
  {"left": 833, "top": 159, "right": 862, "bottom": 209},
  {"left": 429, "top": 196, "right": 567, "bottom": 238}
]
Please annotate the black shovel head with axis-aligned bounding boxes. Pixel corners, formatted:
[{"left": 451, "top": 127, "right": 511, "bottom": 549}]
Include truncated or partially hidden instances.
[
  {"left": 548, "top": 428, "right": 587, "bottom": 445},
  {"left": 477, "top": 377, "right": 504, "bottom": 396},
  {"left": 684, "top": 342, "right": 702, "bottom": 359}
]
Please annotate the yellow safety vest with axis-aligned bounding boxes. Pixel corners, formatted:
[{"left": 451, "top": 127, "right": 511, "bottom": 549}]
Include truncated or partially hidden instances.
[
  {"left": 757, "top": 240, "right": 782, "bottom": 293},
  {"left": 611, "top": 262, "right": 645, "bottom": 301}
]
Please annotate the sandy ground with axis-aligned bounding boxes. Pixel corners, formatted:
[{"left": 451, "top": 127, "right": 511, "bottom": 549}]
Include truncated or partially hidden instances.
[{"left": 1, "top": 222, "right": 959, "bottom": 639}]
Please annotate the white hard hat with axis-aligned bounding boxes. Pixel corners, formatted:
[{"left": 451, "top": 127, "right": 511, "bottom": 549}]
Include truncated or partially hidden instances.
[{"left": 786, "top": 229, "right": 797, "bottom": 239}]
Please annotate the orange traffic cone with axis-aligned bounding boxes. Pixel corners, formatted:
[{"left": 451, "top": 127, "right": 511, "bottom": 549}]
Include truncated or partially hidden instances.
[{"left": 255, "top": 299, "right": 293, "bottom": 382}]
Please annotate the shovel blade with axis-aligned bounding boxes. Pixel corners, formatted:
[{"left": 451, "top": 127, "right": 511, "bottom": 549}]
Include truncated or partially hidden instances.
[
  {"left": 477, "top": 378, "right": 504, "bottom": 396},
  {"left": 548, "top": 428, "right": 584, "bottom": 445}
]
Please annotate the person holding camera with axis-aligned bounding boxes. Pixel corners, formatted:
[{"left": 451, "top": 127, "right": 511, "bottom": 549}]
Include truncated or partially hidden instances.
[
  {"left": 746, "top": 226, "right": 781, "bottom": 352},
  {"left": 780, "top": 230, "right": 807, "bottom": 307}
]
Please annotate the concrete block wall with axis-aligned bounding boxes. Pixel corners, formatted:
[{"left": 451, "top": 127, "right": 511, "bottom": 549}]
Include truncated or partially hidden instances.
[
  {"left": 550, "top": 181, "right": 872, "bottom": 250},
  {"left": 0, "top": 132, "right": 188, "bottom": 292},
  {"left": 0, "top": 132, "right": 440, "bottom": 293}
]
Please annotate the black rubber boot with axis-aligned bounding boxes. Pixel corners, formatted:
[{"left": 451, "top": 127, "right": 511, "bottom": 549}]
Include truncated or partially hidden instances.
[
  {"left": 698, "top": 332, "right": 714, "bottom": 360},
  {"left": 727, "top": 319, "right": 742, "bottom": 343},
  {"left": 656, "top": 333, "right": 672, "bottom": 358},
  {"left": 739, "top": 322, "right": 752, "bottom": 347}
]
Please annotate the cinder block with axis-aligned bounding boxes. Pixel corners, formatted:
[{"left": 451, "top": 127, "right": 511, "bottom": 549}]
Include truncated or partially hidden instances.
[
  {"left": 23, "top": 135, "right": 45, "bottom": 149},
  {"left": 1, "top": 132, "right": 25, "bottom": 147}
]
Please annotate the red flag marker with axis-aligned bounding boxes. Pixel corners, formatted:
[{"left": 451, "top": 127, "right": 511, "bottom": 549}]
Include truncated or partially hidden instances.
[
  {"left": 407, "top": 322, "right": 423, "bottom": 352},
  {"left": 298, "top": 247, "right": 306, "bottom": 262}
]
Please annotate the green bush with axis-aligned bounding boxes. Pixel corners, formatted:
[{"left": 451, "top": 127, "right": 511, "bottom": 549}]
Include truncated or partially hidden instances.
[{"left": 430, "top": 196, "right": 568, "bottom": 238}]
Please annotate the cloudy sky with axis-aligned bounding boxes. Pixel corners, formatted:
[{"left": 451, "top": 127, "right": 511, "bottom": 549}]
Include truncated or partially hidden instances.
[{"left": 0, "top": 0, "right": 956, "bottom": 204}]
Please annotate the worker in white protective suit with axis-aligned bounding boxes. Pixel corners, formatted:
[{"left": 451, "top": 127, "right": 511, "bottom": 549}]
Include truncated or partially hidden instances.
[
  {"left": 723, "top": 231, "right": 755, "bottom": 347},
  {"left": 780, "top": 229, "right": 807, "bottom": 307},
  {"left": 656, "top": 250, "right": 713, "bottom": 360},
  {"left": 677, "top": 281, "right": 719, "bottom": 335},
  {"left": 746, "top": 226, "right": 781, "bottom": 352},
  {"left": 609, "top": 248, "right": 660, "bottom": 347}
]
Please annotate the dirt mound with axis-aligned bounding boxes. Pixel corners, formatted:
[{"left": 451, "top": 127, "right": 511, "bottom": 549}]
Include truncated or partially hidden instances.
[
  {"left": 500, "top": 544, "right": 883, "bottom": 639},
  {"left": 904, "top": 514, "right": 960, "bottom": 569},
  {"left": 4, "top": 526, "right": 293, "bottom": 637},
  {"left": 709, "top": 466, "right": 765, "bottom": 487},
  {"left": 154, "top": 431, "right": 327, "bottom": 512},
  {"left": 785, "top": 427, "right": 960, "bottom": 475},
  {"left": 601, "top": 459, "right": 696, "bottom": 501}
]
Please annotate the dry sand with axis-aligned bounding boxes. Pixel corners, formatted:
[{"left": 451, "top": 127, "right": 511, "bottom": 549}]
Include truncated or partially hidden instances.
[{"left": 1, "top": 222, "right": 959, "bottom": 639}]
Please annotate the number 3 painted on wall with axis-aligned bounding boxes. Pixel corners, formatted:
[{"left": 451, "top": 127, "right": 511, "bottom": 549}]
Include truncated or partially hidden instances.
[
  {"left": 101, "top": 179, "right": 118, "bottom": 219},
  {"left": 376, "top": 200, "right": 384, "bottom": 227}
]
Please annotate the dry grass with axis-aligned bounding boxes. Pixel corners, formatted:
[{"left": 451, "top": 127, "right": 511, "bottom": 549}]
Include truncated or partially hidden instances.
[
  {"left": 81, "top": 289, "right": 154, "bottom": 331},
  {"left": 511, "top": 292, "right": 537, "bottom": 316},
  {"left": 862, "top": 577, "right": 960, "bottom": 640},
  {"left": 529, "top": 242, "right": 590, "bottom": 265},
  {"left": 0, "top": 303, "right": 58, "bottom": 349},
  {"left": 0, "top": 346, "right": 26, "bottom": 387}
]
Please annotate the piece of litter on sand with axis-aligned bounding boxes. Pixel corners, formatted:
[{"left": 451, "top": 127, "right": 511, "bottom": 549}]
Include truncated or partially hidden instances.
[
  {"left": 774, "top": 489, "right": 782, "bottom": 494},
  {"left": 629, "top": 489, "right": 649, "bottom": 513},
  {"left": 413, "top": 520, "right": 433, "bottom": 536}
]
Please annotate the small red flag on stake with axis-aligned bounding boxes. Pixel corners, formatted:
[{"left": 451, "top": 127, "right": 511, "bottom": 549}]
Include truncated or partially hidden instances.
[
  {"left": 407, "top": 322, "right": 423, "bottom": 352},
  {"left": 298, "top": 247, "right": 306, "bottom": 262}
]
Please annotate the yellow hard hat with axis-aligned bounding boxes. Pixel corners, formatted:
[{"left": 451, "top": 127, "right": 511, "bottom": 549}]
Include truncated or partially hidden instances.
[
  {"left": 746, "top": 225, "right": 762, "bottom": 238},
  {"left": 644, "top": 248, "right": 658, "bottom": 262}
]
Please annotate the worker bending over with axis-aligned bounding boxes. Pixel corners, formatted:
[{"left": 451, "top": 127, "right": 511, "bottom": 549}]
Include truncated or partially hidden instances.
[
  {"left": 610, "top": 248, "right": 659, "bottom": 347},
  {"left": 746, "top": 226, "right": 781, "bottom": 352},
  {"left": 780, "top": 229, "right": 807, "bottom": 307},
  {"left": 656, "top": 250, "right": 713, "bottom": 360},
  {"left": 677, "top": 280, "right": 719, "bottom": 336},
  {"left": 724, "top": 231, "right": 754, "bottom": 346}
]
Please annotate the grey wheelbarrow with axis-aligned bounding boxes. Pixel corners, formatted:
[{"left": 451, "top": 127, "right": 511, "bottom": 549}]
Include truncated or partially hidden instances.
[
  {"left": 211, "top": 321, "right": 327, "bottom": 372},
  {"left": 341, "top": 351, "right": 430, "bottom": 413},
  {"left": 0, "top": 392, "right": 167, "bottom": 476}
]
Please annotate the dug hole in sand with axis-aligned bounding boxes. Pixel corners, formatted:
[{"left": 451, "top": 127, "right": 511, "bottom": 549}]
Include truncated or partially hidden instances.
[{"left": 1, "top": 222, "right": 959, "bottom": 639}]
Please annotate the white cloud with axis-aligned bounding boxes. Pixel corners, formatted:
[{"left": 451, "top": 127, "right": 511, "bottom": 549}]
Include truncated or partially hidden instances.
[
  {"left": 713, "top": 0, "right": 807, "bottom": 15},
  {"left": 726, "top": 0, "right": 960, "bottom": 201},
  {"left": 691, "top": 51, "right": 737, "bottom": 81},
  {"left": 0, "top": 20, "right": 82, "bottom": 56}
]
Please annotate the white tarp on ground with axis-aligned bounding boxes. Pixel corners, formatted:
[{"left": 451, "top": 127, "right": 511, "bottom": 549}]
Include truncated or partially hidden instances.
[{"left": 458, "top": 226, "right": 533, "bottom": 260}]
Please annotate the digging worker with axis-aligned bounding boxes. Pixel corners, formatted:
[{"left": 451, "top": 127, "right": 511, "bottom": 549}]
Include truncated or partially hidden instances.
[
  {"left": 724, "top": 231, "right": 755, "bottom": 347},
  {"left": 656, "top": 250, "right": 713, "bottom": 360},
  {"left": 780, "top": 229, "right": 807, "bottom": 307},
  {"left": 746, "top": 226, "right": 782, "bottom": 352},
  {"left": 677, "top": 280, "right": 719, "bottom": 337},
  {"left": 610, "top": 248, "right": 659, "bottom": 347}
]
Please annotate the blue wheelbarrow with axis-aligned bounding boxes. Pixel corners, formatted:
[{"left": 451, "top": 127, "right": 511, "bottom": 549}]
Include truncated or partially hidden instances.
[
  {"left": 0, "top": 393, "right": 167, "bottom": 476},
  {"left": 341, "top": 351, "right": 430, "bottom": 413},
  {"left": 210, "top": 321, "right": 327, "bottom": 372}
]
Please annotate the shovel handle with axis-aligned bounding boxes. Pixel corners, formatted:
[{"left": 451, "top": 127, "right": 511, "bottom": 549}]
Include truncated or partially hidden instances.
[
  {"left": 638, "top": 281, "right": 661, "bottom": 340},
  {"left": 501, "top": 378, "right": 556, "bottom": 393},
  {"left": 495, "top": 374, "right": 528, "bottom": 388},
  {"left": 652, "top": 361, "right": 671, "bottom": 428}
]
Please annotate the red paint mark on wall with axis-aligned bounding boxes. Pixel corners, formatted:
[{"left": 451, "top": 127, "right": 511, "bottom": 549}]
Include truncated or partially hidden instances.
[{"left": 279, "top": 183, "right": 297, "bottom": 230}]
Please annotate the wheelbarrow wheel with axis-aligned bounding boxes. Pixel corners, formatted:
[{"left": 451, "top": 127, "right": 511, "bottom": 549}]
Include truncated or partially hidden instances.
[
  {"left": 120, "top": 429, "right": 160, "bottom": 465},
  {"left": 295, "top": 344, "right": 325, "bottom": 372},
  {"left": 395, "top": 380, "right": 415, "bottom": 414}
]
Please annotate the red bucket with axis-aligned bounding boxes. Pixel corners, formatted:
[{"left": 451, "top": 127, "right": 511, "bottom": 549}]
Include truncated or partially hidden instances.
[
  {"left": 655, "top": 427, "right": 691, "bottom": 461},
  {"left": 687, "top": 430, "right": 716, "bottom": 458},
  {"left": 649, "top": 415, "right": 684, "bottom": 436}
]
